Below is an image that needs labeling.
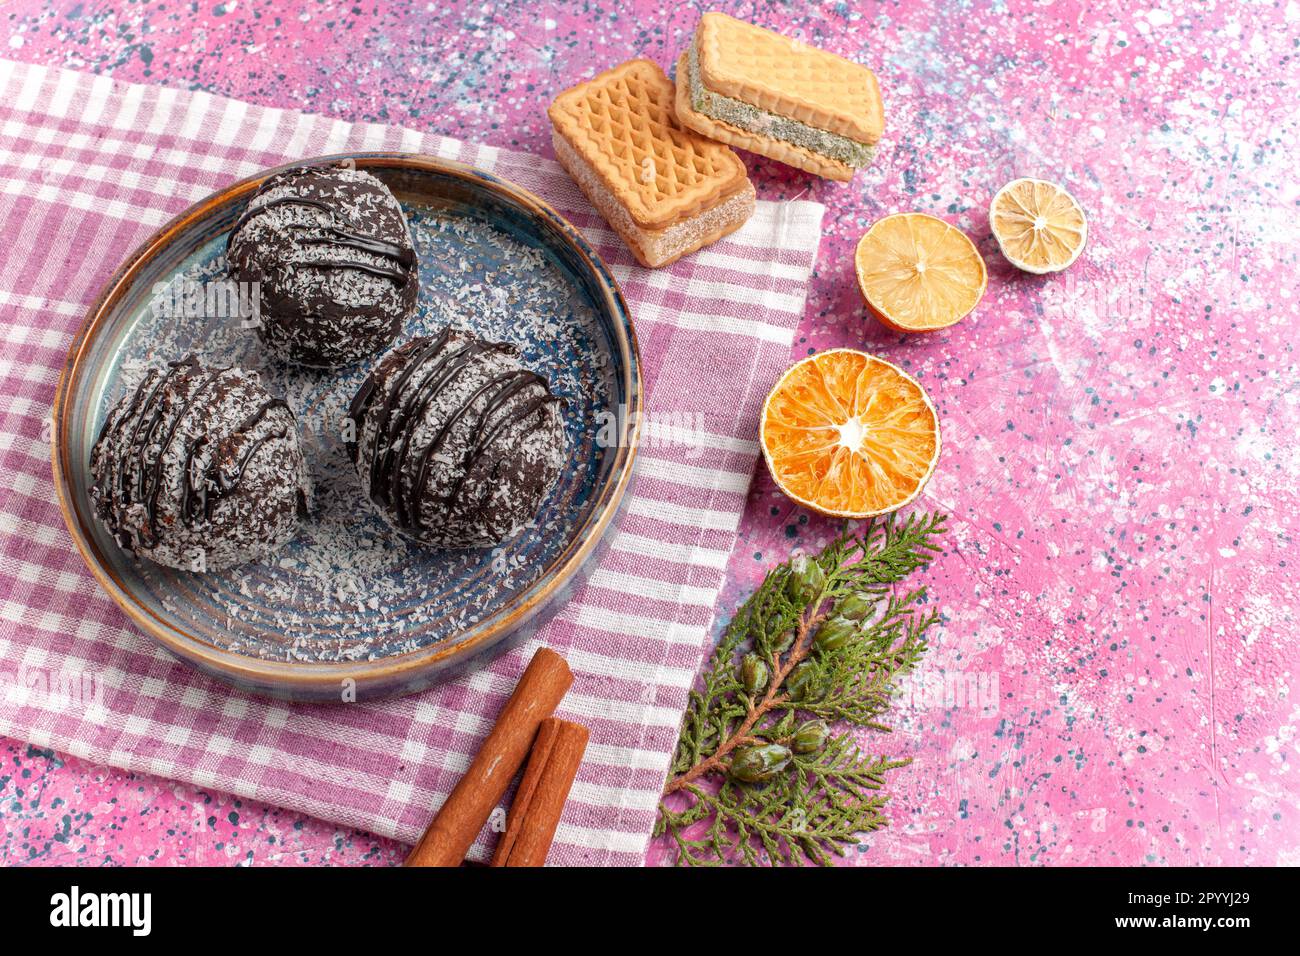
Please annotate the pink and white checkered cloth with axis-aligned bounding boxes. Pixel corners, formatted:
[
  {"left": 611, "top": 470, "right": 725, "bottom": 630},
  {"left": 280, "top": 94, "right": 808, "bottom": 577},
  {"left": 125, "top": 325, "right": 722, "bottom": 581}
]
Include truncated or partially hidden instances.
[{"left": 0, "top": 59, "right": 823, "bottom": 865}]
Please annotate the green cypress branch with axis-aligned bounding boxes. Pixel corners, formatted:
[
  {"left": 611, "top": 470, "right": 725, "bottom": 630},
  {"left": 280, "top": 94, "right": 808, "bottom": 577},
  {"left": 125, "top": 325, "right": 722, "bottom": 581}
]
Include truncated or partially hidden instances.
[{"left": 656, "top": 511, "right": 947, "bottom": 866}]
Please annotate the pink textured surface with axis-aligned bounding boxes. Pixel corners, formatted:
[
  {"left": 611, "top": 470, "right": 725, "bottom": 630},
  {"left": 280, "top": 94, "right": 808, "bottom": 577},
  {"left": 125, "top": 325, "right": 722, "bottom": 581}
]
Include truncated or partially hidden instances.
[{"left": 2, "top": 0, "right": 1297, "bottom": 866}]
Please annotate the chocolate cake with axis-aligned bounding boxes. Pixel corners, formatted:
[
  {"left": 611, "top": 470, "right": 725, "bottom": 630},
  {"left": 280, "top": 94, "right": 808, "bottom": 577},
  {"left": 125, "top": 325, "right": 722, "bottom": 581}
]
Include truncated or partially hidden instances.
[
  {"left": 348, "top": 330, "right": 566, "bottom": 548},
  {"left": 89, "top": 357, "right": 311, "bottom": 572},
  {"left": 226, "top": 164, "right": 419, "bottom": 368}
]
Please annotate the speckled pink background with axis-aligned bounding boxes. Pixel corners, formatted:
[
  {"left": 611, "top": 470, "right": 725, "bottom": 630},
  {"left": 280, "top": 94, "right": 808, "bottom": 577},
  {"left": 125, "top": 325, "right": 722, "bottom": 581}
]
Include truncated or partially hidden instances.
[{"left": 2, "top": 0, "right": 1297, "bottom": 866}]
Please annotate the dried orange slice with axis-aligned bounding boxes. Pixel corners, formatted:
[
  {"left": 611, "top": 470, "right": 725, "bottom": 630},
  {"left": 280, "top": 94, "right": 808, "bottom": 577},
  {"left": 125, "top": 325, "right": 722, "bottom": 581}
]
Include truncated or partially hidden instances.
[
  {"left": 855, "top": 212, "right": 987, "bottom": 333},
  {"left": 760, "top": 349, "right": 939, "bottom": 518},
  {"left": 989, "top": 178, "right": 1087, "bottom": 273}
]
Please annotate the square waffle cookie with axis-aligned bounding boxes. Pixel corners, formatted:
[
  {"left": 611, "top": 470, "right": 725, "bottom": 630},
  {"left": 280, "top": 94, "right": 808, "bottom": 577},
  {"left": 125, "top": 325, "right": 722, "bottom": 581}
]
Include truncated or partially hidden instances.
[
  {"left": 548, "top": 58, "right": 755, "bottom": 268},
  {"left": 676, "top": 13, "right": 883, "bottom": 181}
]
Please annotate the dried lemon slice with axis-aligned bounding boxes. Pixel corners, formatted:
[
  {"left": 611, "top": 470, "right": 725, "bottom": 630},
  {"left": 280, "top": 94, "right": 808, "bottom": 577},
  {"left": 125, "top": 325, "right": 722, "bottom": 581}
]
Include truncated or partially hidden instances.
[
  {"left": 989, "top": 178, "right": 1087, "bottom": 273},
  {"left": 855, "top": 213, "right": 987, "bottom": 332},
  {"left": 760, "top": 349, "right": 939, "bottom": 518}
]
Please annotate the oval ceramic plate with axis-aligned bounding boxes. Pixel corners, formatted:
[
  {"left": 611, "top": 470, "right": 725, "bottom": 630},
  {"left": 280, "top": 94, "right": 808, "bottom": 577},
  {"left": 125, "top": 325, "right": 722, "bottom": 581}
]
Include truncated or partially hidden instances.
[{"left": 52, "top": 154, "right": 640, "bottom": 701}]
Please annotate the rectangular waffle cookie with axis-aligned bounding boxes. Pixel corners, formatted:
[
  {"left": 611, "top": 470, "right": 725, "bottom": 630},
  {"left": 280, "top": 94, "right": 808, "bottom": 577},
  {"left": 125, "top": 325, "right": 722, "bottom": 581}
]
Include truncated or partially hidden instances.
[
  {"left": 676, "top": 13, "right": 883, "bottom": 181},
  {"left": 548, "top": 59, "right": 755, "bottom": 268}
]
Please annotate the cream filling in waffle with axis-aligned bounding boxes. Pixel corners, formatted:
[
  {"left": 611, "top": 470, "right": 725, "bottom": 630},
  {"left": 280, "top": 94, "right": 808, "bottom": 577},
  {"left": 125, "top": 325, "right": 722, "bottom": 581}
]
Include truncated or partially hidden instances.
[
  {"left": 686, "top": 43, "right": 876, "bottom": 169},
  {"left": 552, "top": 131, "right": 755, "bottom": 267}
]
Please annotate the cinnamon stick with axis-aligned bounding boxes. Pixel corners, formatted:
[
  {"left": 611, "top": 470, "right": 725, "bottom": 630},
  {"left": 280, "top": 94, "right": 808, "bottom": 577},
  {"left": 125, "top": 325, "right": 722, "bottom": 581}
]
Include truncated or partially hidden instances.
[
  {"left": 404, "top": 647, "right": 573, "bottom": 867},
  {"left": 489, "top": 718, "right": 561, "bottom": 866},
  {"left": 491, "top": 717, "right": 589, "bottom": 867}
]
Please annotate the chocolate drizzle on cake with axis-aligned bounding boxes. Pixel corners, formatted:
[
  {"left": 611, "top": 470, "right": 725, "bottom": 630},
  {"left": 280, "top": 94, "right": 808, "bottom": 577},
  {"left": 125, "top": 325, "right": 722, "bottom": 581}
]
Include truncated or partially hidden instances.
[
  {"left": 89, "top": 356, "right": 312, "bottom": 572},
  {"left": 228, "top": 193, "right": 417, "bottom": 285},
  {"left": 179, "top": 397, "right": 291, "bottom": 525},
  {"left": 226, "top": 196, "right": 332, "bottom": 244},
  {"left": 226, "top": 165, "right": 419, "bottom": 368},
  {"left": 349, "top": 330, "right": 567, "bottom": 548}
]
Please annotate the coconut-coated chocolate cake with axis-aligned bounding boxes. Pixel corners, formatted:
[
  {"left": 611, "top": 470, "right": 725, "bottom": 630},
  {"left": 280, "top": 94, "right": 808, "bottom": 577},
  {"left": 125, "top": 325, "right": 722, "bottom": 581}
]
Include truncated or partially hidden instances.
[
  {"left": 89, "top": 357, "right": 311, "bottom": 572},
  {"left": 348, "top": 330, "right": 566, "bottom": 548},
  {"left": 227, "top": 164, "right": 419, "bottom": 368}
]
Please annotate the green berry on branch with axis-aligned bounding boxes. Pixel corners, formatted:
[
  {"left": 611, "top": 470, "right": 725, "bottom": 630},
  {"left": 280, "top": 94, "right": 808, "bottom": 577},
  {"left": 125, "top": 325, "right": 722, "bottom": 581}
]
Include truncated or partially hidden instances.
[
  {"left": 836, "top": 591, "right": 875, "bottom": 621},
  {"left": 792, "top": 719, "right": 830, "bottom": 755},
  {"left": 785, "top": 660, "right": 821, "bottom": 701},
  {"left": 785, "top": 553, "right": 825, "bottom": 603},
  {"left": 739, "top": 653, "right": 768, "bottom": 694},
  {"left": 729, "top": 744, "right": 793, "bottom": 783},
  {"left": 813, "top": 615, "right": 856, "bottom": 652}
]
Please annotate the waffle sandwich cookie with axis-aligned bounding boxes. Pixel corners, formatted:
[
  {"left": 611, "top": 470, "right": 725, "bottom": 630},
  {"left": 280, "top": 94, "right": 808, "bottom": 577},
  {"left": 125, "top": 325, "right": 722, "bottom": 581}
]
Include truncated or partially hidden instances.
[
  {"left": 675, "top": 13, "right": 884, "bottom": 182},
  {"left": 549, "top": 59, "right": 755, "bottom": 268}
]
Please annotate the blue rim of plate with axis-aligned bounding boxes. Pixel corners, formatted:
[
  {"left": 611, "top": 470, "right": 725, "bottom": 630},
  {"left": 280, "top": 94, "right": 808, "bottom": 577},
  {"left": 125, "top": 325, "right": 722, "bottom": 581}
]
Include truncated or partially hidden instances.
[{"left": 51, "top": 153, "right": 641, "bottom": 701}]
